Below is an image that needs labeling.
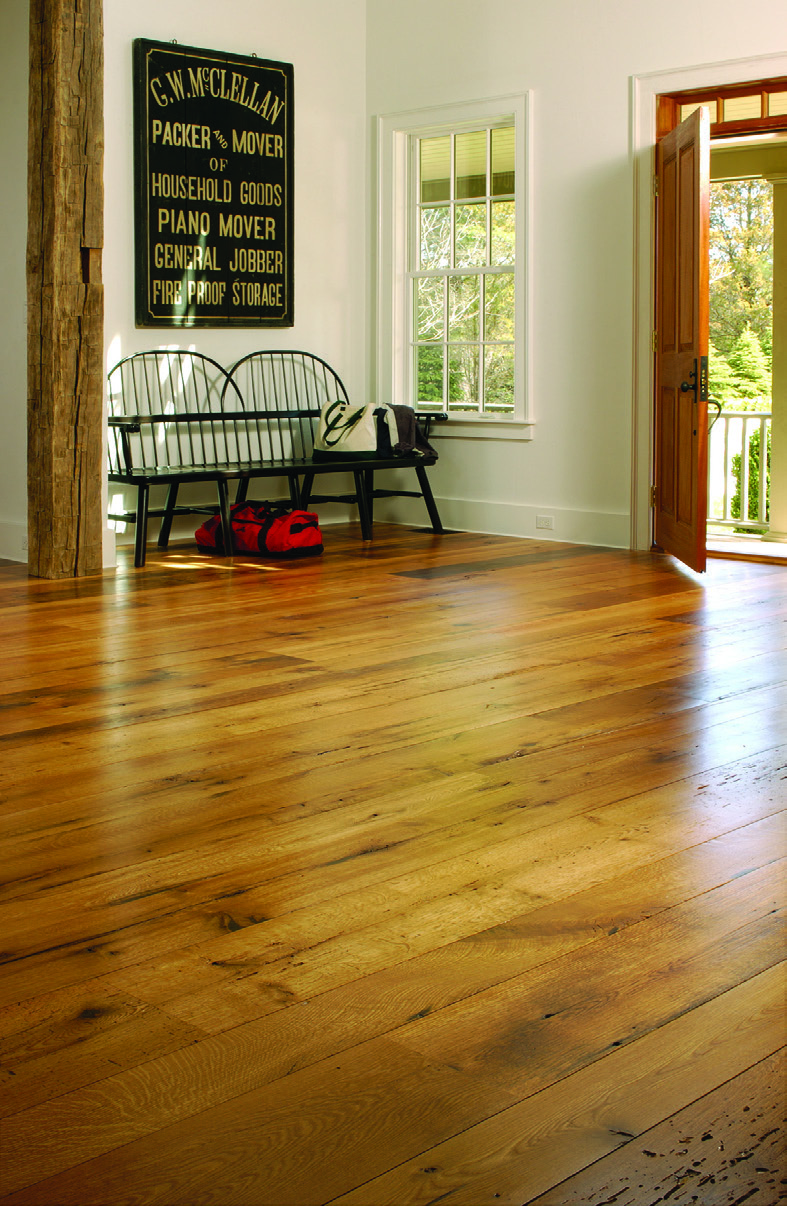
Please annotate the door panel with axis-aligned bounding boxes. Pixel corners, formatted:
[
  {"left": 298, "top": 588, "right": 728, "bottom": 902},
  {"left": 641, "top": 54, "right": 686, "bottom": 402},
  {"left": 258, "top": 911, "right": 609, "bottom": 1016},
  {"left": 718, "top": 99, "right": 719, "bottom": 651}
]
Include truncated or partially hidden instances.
[
  {"left": 661, "top": 158, "right": 677, "bottom": 352},
  {"left": 654, "top": 107, "right": 710, "bottom": 572},
  {"left": 659, "top": 388, "right": 675, "bottom": 513}
]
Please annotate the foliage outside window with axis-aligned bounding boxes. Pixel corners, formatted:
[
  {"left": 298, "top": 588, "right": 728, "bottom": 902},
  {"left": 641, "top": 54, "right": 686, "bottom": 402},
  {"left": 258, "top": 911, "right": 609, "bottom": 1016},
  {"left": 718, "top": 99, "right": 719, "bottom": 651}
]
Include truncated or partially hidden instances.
[{"left": 411, "top": 125, "right": 516, "bottom": 416}]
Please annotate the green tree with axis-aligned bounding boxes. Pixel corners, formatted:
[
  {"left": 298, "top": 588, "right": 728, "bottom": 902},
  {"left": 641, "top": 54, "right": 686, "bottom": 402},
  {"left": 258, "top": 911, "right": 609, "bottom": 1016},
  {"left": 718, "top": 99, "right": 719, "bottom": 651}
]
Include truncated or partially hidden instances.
[
  {"left": 710, "top": 179, "right": 773, "bottom": 358},
  {"left": 730, "top": 425, "right": 771, "bottom": 529},
  {"left": 725, "top": 325, "right": 771, "bottom": 407},
  {"left": 707, "top": 338, "right": 737, "bottom": 407}
]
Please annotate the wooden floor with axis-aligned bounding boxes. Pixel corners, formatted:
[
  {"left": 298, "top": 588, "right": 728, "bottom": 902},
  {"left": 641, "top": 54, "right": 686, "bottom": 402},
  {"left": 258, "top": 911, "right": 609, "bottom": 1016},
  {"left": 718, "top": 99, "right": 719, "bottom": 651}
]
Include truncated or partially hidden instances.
[{"left": 0, "top": 524, "right": 784, "bottom": 1206}]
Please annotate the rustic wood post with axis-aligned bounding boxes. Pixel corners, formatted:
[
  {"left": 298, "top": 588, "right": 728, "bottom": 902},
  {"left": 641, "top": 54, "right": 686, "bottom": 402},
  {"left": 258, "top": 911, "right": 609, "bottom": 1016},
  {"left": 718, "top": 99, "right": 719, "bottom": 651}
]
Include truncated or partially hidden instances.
[{"left": 27, "top": 0, "right": 104, "bottom": 578}]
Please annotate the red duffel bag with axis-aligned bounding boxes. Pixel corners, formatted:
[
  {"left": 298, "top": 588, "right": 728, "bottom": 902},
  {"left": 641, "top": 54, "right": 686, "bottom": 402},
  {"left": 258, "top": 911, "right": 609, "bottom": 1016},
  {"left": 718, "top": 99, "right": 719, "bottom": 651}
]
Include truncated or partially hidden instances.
[{"left": 196, "top": 502, "right": 323, "bottom": 557}]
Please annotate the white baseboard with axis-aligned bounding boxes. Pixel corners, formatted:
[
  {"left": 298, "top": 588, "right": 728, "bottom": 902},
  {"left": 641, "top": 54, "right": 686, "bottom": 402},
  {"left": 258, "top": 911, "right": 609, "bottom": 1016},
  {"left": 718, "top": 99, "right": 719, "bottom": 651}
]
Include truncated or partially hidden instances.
[
  {"left": 0, "top": 519, "right": 27, "bottom": 563},
  {"left": 0, "top": 521, "right": 120, "bottom": 569},
  {"left": 373, "top": 494, "right": 632, "bottom": 549}
]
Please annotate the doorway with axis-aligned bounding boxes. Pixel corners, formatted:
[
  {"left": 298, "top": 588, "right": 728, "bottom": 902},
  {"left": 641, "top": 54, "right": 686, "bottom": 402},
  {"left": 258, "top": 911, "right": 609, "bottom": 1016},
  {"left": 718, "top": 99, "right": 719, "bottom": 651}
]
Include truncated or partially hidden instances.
[
  {"left": 653, "top": 78, "right": 787, "bottom": 570},
  {"left": 631, "top": 54, "right": 787, "bottom": 564}
]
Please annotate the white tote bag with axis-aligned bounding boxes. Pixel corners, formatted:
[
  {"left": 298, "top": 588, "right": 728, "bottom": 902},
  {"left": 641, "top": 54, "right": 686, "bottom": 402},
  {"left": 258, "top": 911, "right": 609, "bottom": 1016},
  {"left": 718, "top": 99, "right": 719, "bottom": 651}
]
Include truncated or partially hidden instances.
[{"left": 313, "top": 401, "right": 398, "bottom": 460}]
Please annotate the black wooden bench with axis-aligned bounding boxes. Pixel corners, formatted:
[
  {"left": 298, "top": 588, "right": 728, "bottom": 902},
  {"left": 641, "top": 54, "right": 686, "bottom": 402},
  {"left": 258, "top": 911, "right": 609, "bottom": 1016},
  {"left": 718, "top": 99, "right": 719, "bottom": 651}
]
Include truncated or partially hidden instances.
[{"left": 107, "top": 349, "right": 445, "bottom": 566}]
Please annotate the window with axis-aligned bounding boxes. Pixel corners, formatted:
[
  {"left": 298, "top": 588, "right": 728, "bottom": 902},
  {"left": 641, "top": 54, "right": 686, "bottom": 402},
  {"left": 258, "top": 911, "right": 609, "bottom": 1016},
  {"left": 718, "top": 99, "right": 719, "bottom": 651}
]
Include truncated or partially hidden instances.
[
  {"left": 377, "top": 95, "right": 531, "bottom": 437},
  {"left": 412, "top": 126, "right": 515, "bottom": 416}
]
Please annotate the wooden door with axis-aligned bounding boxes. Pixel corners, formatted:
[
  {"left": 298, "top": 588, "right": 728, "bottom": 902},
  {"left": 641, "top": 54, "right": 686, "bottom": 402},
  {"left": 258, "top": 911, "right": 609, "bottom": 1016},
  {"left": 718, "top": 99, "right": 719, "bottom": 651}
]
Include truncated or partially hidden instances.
[{"left": 653, "top": 107, "right": 710, "bottom": 573}]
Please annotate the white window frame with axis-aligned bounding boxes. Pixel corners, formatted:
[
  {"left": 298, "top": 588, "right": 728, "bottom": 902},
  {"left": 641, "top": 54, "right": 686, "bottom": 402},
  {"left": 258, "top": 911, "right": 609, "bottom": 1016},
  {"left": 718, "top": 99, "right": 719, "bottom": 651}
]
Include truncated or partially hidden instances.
[{"left": 376, "top": 93, "right": 533, "bottom": 440}]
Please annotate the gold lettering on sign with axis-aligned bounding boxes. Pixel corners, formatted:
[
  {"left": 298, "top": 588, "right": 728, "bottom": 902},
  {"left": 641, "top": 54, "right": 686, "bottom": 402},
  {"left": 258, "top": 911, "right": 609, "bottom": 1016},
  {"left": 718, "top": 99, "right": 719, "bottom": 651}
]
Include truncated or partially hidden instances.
[
  {"left": 150, "top": 174, "right": 232, "bottom": 203},
  {"left": 150, "top": 120, "right": 212, "bottom": 148},
  {"left": 154, "top": 244, "right": 220, "bottom": 270},
  {"left": 227, "top": 248, "right": 283, "bottom": 274},
  {"left": 186, "top": 280, "right": 228, "bottom": 305},
  {"left": 149, "top": 65, "right": 285, "bottom": 125},
  {"left": 238, "top": 181, "right": 283, "bottom": 207},
  {"left": 231, "top": 130, "right": 284, "bottom": 157},
  {"left": 231, "top": 281, "right": 283, "bottom": 306},
  {"left": 152, "top": 279, "right": 184, "bottom": 304},
  {"left": 157, "top": 209, "right": 211, "bottom": 236},
  {"left": 218, "top": 214, "right": 277, "bottom": 241}
]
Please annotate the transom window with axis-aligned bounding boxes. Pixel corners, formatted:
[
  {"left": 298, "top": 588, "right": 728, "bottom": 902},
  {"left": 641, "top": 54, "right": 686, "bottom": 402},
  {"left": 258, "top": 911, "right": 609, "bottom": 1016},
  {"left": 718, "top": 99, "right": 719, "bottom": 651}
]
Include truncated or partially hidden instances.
[
  {"left": 680, "top": 91, "right": 787, "bottom": 125},
  {"left": 411, "top": 124, "right": 516, "bottom": 416},
  {"left": 657, "top": 77, "right": 787, "bottom": 139}
]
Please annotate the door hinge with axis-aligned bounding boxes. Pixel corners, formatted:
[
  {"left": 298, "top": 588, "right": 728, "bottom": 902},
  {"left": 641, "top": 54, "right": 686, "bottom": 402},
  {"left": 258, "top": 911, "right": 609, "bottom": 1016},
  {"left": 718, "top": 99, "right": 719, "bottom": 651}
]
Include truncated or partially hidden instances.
[
  {"left": 653, "top": 174, "right": 659, "bottom": 197},
  {"left": 650, "top": 485, "right": 658, "bottom": 508},
  {"left": 652, "top": 330, "right": 658, "bottom": 353}
]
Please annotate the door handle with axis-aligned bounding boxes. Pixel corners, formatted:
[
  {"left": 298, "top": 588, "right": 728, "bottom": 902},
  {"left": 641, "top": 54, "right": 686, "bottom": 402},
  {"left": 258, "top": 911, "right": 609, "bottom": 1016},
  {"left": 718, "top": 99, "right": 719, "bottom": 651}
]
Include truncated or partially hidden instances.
[
  {"left": 707, "top": 398, "right": 722, "bottom": 432},
  {"left": 680, "top": 356, "right": 708, "bottom": 400}
]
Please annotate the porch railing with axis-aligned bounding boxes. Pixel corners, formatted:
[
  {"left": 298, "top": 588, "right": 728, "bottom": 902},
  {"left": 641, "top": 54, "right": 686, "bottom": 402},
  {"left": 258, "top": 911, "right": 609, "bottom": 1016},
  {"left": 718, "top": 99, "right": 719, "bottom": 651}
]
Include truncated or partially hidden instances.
[{"left": 707, "top": 405, "right": 772, "bottom": 533}]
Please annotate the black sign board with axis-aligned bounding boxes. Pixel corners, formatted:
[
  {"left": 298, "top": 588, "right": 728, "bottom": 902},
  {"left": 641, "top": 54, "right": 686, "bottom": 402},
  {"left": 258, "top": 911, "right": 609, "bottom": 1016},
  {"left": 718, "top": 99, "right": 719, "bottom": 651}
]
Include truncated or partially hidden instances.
[{"left": 133, "top": 38, "right": 294, "bottom": 327}]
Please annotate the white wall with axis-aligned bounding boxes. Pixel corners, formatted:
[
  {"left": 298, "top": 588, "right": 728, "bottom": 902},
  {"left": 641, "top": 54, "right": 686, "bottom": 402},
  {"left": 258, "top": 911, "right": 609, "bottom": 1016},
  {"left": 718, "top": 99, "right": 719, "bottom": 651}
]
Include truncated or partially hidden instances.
[
  {"left": 366, "top": 0, "right": 787, "bottom": 548},
  {"left": 0, "top": 0, "right": 29, "bottom": 562},
  {"left": 4, "top": 1, "right": 786, "bottom": 563},
  {"left": 103, "top": 0, "right": 369, "bottom": 552}
]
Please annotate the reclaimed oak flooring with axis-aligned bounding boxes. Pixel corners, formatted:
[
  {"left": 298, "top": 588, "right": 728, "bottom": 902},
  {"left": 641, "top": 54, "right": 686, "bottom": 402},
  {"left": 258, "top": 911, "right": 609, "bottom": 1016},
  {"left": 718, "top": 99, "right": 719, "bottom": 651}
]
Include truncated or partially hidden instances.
[{"left": 0, "top": 524, "right": 784, "bottom": 1206}]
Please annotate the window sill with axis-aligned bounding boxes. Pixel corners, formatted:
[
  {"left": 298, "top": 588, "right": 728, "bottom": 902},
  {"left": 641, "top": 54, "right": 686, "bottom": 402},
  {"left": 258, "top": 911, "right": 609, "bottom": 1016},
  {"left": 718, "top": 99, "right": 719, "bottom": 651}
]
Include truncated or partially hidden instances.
[{"left": 428, "top": 417, "right": 535, "bottom": 441}]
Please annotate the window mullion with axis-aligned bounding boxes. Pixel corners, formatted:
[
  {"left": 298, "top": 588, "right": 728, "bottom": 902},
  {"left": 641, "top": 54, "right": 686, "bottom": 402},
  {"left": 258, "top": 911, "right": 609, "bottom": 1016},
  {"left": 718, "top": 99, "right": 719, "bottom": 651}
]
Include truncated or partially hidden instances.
[
  {"left": 480, "top": 128, "right": 491, "bottom": 413},
  {"left": 478, "top": 273, "right": 485, "bottom": 413},
  {"left": 409, "top": 135, "right": 418, "bottom": 409},
  {"left": 445, "top": 134, "right": 456, "bottom": 410}
]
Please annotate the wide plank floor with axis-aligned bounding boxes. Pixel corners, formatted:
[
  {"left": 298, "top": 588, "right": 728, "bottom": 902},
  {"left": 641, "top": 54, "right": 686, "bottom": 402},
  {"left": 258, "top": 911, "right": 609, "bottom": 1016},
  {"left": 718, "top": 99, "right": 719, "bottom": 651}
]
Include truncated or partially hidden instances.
[{"left": 0, "top": 524, "right": 784, "bottom": 1206}]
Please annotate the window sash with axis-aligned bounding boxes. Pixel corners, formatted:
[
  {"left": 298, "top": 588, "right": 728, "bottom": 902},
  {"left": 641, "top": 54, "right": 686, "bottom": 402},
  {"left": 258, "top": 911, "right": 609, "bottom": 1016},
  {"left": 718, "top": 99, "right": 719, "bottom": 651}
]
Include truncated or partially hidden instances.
[{"left": 408, "top": 124, "right": 516, "bottom": 416}]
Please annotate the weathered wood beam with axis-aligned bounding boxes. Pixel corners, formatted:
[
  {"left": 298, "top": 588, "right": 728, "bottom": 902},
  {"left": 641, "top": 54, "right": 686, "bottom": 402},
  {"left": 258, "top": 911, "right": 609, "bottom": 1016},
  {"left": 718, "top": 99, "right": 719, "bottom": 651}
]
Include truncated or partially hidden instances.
[{"left": 27, "top": 0, "right": 104, "bottom": 578}]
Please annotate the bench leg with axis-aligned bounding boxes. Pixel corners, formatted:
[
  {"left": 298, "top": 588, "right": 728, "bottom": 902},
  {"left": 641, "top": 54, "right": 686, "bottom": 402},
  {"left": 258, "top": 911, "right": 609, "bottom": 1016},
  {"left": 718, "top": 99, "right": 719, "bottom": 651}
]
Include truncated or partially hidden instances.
[
  {"left": 353, "top": 470, "right": 373, "bottom": 540},
  {"left": 288, "top": 475, "right": 302, "bottom": 509},
  {"left": 415, "top": 465, "right": 444, "bottom": 533},
  {"left": 234, "top": 479, "right": 249, "bottom": 505},
  {"left": 217, "top": 479, "right": 233, "bottom": 554},
  {"left": 135, "top": 482, "right": 150, "bottom": 567},
  {"left": 157, "top": 482, "right": 179, "bottom": 548},
  {"left": 300, "top": 471, "right": 315, "bottom": 510},
  {"left": 364, "top": 469, "right": 374, "bottom": 524}
]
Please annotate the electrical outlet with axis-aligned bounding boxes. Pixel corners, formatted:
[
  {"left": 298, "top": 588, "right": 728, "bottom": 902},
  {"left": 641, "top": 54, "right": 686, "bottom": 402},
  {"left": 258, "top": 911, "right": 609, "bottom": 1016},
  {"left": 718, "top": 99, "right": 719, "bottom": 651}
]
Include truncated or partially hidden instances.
[{"left": 535, "top": 514, "right": 554, "bottom": 530}]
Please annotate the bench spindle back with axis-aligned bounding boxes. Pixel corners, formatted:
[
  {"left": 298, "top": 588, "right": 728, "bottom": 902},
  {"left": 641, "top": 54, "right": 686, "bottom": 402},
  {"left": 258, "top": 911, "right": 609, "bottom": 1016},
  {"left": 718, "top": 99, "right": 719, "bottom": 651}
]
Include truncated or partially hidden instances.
[
  {"left": 107, "top": 351, "right": 245, "bottom": 473},
  {"left": 224, "top": 351, "right": 350, "bottom": 463}
]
